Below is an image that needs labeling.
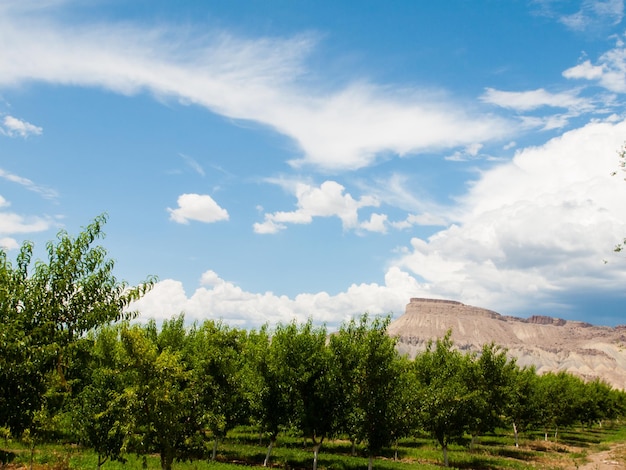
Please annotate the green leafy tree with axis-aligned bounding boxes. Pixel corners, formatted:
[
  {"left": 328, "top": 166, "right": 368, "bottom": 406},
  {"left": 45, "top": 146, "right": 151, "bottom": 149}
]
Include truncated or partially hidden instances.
[
  {"left": 0, "top": 243, "right": 50, "bottom": 436},
  {"left": 466, "top": 343, "right": 517, "bottom": 446},
  {"left": 535, "top": 371, "right": 582, "bottom": 441},
  {"left": 387, "top": 355, "right": 420, "bottom": 460},
  {"left": 331, "top": 314, "right": 404, "bottom": 470},
  {"left": 119, "top": 320, "right": 198, "bottom": 470},
  {"left": 328, "top": 318, "right": 364, "bottom": 456},
  {"left": 185, "top": 320, "right": 250, "bottom": 460},
  {"left": 242, "top": 326, "right": 288, "bottom": 467},
  {"left": 413, "top": 331, "right": 475, "bottom": 467},
  {"left": 504, "top": 365, "right": 540, "bottom": 447},
  {"left": 0, "top": 215, "right": 154, "bottom": 438},
  {"left": 279, "top": 320, "right": 338, "bottom": 470},
  {"left": 73, "top": 325, "right": 130, "bottom": 469}
]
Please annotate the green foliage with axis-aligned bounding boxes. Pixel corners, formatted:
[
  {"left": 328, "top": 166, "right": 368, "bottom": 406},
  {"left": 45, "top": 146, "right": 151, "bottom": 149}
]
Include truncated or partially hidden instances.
[
  {"left": 331, "top": 314, "right": 406, "bottom": 461},
  {"left": 118, "top": 320, "right": 199, "bottom": 470},
  {"left": 413, "top": 331, "right": 477, "bottom": 466},
  {"left": 72, "top": 325, "right": 129, "bottom": 468},
  {"left": 504, "top": 365, "right": 541, "bottom": 446},
  {"left": 185, "top": 319, "right": 250, "bottom": 458},
  {"left": 0, "top": 214, "right": 155, "bottom": 436},
  {"left": 467, "top": 343, "right": 518, "bottom": 439},
  {"left": 4, "top": 280, "right": 626, "bottom": 470}
]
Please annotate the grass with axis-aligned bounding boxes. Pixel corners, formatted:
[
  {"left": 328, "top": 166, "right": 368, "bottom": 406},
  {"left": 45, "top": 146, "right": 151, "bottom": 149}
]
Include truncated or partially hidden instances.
[{"left": 2, "top": 423, "right": 626, "bottom": 470}]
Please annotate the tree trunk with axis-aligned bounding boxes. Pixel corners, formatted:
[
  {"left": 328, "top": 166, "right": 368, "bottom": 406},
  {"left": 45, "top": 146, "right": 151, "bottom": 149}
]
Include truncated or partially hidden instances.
[
  {"left": 443, "top": 443, "right": 449, "bottom": 467},
  {"left": 351, "top": 439, "right": 357, "bottom": 456},
  {"left": 312, "top": 442, "right": 322, "bottom": 470},
  {"left": 513, "top": 422, "right": 519, "bottom": 448},
  {"left": 97, "top": 454, "right": 108, "bottom": 469},
  {"left": 264, "top": 436, "right": 276, "bottom": 467},
  {"left": 160, "top": 446, "right": 174, "bottom": 470},
  {"left": 367, "top": 454, "right": 373, "bottom": 470},
  {"left": 212, "top": 436, "right": 219, "bottom": 461},
  {"left": 470, "top": 434, "right": 477, "bottom": 450}
]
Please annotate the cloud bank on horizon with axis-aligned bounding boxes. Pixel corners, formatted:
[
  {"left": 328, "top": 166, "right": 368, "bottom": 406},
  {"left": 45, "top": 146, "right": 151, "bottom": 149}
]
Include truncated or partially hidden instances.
[{"left": 1, "top": 0, "right": 626, "bottom": 328}]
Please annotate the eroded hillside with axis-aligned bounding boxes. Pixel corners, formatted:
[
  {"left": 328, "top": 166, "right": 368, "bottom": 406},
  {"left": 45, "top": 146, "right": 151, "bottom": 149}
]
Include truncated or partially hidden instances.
[{"left": 388, "top": 298, "right": 626, "bottom": 389}]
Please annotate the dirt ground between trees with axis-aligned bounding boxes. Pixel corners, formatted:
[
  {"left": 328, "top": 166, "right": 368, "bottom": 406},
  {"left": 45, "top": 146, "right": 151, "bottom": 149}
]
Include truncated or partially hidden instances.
[{"left": 577, "top": 442, "right": 626, "bottom": 469}]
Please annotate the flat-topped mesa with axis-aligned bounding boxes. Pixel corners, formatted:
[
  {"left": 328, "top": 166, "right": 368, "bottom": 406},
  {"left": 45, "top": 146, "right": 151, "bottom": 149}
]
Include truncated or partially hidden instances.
[
  {"left": 405, "top": 298, "right": 502, "bottom": 320},
  {"left": 389, "top": 298, "right": 626, "bottom": 390},
  {"left": 409, "top": 298, "right": 462, "bottom": 305}
]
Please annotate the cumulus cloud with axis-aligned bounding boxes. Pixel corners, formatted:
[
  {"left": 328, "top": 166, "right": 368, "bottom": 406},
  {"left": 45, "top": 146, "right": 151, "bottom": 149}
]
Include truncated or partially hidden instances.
[
  {"left": 0, "top": 5, "right": 513, "bottom": 171},
  {"left": 167, "top": 193, "right": 229, "bottom": 224},
  {"left": 129, "top": 267, "right": 428, "bottom": 329},
  {"left": 393, "top": 119, "right": 626, "bottom": 315},
  {"left": 254, "top": 180, "right": 379, "bottom": 234},
  {"left": 360, "top": 213, "right": 388, "bottom": 233},
  {"left": 563, "top": 37, "right": 626, "bottom": 93},
  {"left": 1, "top": 115, "right": 43, "bottom": 138}
]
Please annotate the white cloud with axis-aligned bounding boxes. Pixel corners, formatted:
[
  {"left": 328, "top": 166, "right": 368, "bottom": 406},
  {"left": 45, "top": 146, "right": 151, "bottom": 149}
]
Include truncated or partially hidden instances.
[
  {"left": 392, "top": 118, "right": 626, "bottom": 315},
  {"left": 0, "top": 168, "right": 58, "bottom": 200},
  {"left": 0, "top": 6, "right": 513, "bottom": 171},
  {"left": 167, "top": 193, "right": 229, "bottom": 224},
  {"left": 563, "top": 60, "right": 605, "bottom": 81},
  {"left": 445, "top": 142, "right": 488, "bottom": 162},
  {"left": 563, "top": 40, "right": 626, "bottom": 93},
  {"left": 1, "top": 115, "right": 43, "bottom": 138},
  {"left": 559, "top": 0, "right": 624, "bottom": 31},
  {"left": 0, "top": 237, "right": 19, "bottom": 250},
  {"left": 0, "top": 211, "right": 51, "bottom": 235},
  {"left": 360, "top": 213, "right": 388, "bottom": 233},
  {"left": 390, "top": 213, "right": 448, "bottom": 230},
  {"left": 481, "top": 87, "right": 592, "bottom": 112},
  {"left": 178, "top": 153, "right": 205, "bottom": 177},
  {"left": 129, "top": 267, "right": 428, "bottom": 329},
  {"left": 254, "top": 180, "right": 379, "bottom": 234}
]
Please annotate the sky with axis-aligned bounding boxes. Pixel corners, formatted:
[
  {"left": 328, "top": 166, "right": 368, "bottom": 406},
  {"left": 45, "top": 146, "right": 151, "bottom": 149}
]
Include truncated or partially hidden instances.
[{"left": 1, "top": 0, "right": 626, "bottom": 329}]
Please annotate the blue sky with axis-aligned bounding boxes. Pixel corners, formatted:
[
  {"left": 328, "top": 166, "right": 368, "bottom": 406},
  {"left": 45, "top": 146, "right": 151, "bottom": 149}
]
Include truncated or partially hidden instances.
[{"left": 2, "top": 0, "right": 626, "bottom": 328}]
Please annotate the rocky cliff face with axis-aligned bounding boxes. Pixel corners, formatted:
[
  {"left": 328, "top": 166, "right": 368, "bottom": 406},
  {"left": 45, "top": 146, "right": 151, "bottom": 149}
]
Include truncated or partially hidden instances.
[{"left": 388, "top": 298, "right": 626, "bottom": 390}]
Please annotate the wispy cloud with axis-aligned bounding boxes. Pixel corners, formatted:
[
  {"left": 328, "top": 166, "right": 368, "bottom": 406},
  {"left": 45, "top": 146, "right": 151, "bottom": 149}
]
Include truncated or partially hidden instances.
[
  {"left": 560, "top": 0, "right": 624, "bottom": 31},
  {"left": 533, "top": 0, "right": 624, "bottom": 32},
  {"left": 0, "top": 5, "right": 513, "bottom": 171},
  {"left": 178, "top": 153, "right": 205, "bottom": 177},
  {"left": 481, "top": 87, "right": 592, "bottom": 112},
  {"left": 0, "top": 168, "right": 58, "bottom": 200},
  {"left": 1, "top": 115, "right": 42, "bottom": 138}
]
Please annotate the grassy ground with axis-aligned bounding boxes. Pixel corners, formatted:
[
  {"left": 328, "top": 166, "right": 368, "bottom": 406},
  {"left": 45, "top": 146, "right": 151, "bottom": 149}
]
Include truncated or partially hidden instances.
[{"left": 1, "top": 423, "right": 625, "bottom": 470}]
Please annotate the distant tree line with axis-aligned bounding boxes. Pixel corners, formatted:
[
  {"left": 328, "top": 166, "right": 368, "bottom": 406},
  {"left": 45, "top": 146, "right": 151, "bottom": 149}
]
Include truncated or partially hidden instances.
[{"left": 2, "top": 217, "right": 626, "bottom": 469}]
